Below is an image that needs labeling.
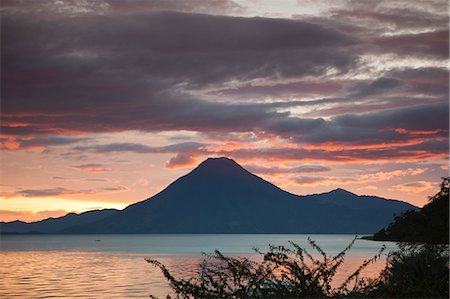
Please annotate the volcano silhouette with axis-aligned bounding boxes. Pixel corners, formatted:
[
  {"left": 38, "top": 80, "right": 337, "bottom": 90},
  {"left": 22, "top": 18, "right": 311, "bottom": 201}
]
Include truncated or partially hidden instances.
[{"left": 51, "top": 157, "right": 416, "bottom": 234}]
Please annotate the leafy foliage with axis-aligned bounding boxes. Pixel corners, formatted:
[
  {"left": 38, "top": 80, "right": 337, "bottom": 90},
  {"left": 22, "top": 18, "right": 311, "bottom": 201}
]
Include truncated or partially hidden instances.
[
  {"left": 373, "top": 177, "right": 449, "bottom": 244},
  {"left": 373, "top": 244, "right": 449, "bottom": 298},
  {"left": 147, "top": 237, "right": 385, "bottom": 298}
]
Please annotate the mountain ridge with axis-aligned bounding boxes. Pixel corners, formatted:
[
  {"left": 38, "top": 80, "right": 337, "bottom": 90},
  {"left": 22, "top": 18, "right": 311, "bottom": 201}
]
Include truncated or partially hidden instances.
[
  {"left": 0, "top": 209, "right": 118, "bottom": 233},
  {"left": 1, "top": 158, "right": 417, "bottom": 234}
]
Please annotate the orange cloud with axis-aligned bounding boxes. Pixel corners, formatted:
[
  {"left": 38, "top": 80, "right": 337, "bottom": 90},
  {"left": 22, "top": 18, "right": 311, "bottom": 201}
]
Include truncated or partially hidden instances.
[
  {"left": 0, "top": 139, "right": 20, "bottom": 150},
  {"left": 73, "top": 164, "right": 112, "bottom": 172},
  {"left": 303, "top": 140, "right": 422, "bottom": 151},
  {"left": 390, "top": 181, "right": 437, "bottom": 193},
  {"left": 360, "top": 185, "right": 378, "bottom": 191},
  {"left": 358, "top": 168, "right": 427, "bottom": 181},
  {"left": 278, "top": 168, "right": 428, "bottom": 188},
  {"left": 392, "top": 128, "right": 448, "bottom": 136},
  {"left": 166, "top": 153, "right": 199, "bottom": 169}
]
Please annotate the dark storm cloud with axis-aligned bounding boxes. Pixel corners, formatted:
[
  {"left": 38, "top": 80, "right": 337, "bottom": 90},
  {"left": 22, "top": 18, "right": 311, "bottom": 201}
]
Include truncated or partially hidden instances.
[
  {"left": 74, "top": 142, "right": 205, "bottom": 154},
  {"left": 74, "top": 143, "right": 159, "bottom": 154},
  {"left": 333, "top": 6, "right": 448, "bottom": 31},
  {"left": 11, "top": 101, "right": 447, "bottom": 153},
  {"left": 1, "top": 7, "right": 358, "bottom": 143},
  {"left": 386, "top": 67, "right": 449, "bottom": 96},
  {"left": 2, "top": 9, "right": 356, "bottom": 112},
  {"left": 1, "top": 0, "right": 244, "bottom": 16},
  {"left": 401, "top": 140, "right": 449, "bottom": 153},
  {"left": 349, "top": 77, "right": 404, "bottom": 97},
  {"left": 1, "top": 93, "right": 288, "bottom": 136},
  {"left": 333, "top": 102, "right": 448, "bottom": 132},
  {"left": 104, "top": 0, "right": 244, "bottom": 15},
  {"left": 0, "top": 125, "right": 47, "bottom": 136},
  {"left": 259, "top": 102, "right": 447, "bottom": 145},
  {"left": 296, "top": 102, "right": 449, "bottom": 145},
  {"left": 306, "top": 95, "right": 448, "bottom": 118},
  {"left": 1, "top": 1, "right": 448, "bottom": 158},
  {"left": 214, "top": 81, "right": 343, "bottom": 99},
  {"left": 373, "top": 30, "right": 449, "bottom": 58}
]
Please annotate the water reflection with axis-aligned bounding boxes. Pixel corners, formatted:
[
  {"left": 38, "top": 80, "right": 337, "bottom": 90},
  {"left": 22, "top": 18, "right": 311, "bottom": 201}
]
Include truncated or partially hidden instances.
[
  {"left": 1, "top": 252, "right": 390, "bottom": 298},
  {"left": 0, "top": 235, "right": 394, "bottom": 298}
]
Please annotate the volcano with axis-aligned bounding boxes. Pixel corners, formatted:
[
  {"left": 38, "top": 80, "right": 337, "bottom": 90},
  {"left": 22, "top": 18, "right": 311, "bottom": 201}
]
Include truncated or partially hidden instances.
[{"left": 56, "top": 157, "right": 416, "bottom": 234}]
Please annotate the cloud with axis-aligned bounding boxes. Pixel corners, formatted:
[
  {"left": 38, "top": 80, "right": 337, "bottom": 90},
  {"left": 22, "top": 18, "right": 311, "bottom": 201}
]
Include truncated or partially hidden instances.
[
  {"left": 105, "top": 0, "right": 244, "bottom": 16},
  {"left": 1, "top": 4, "right": 447, "bottom": 161},
  {"left": 387, "top": 67, "right": 449, "bottom": 96},
  {"left": 165, "top": 153, "right": 198, "bottom": 169},
  {"left": 135, "top": 178, "right": 149, "bottom": 187},
  {"left": 74, "top": 141, "right": 205, "bottom": 154},
  {"left": 373, "top": 30, "right": 449, "bottom": 58},
  {"left": 218, "top": 140, "right": 447, "bottom": 163},
  {"left": 1, "top": 0, "right": 448, "bottom": 198},
  {"left": 52, "top": 176, "right": 117, "bottom": 183},
  {"left": 358, "top": 168, "right": 428, "bottom": 182},
  {"left": 0, "top": 186, "right": 128, "bottom": 199},
  {"left": 73, "top": 163, "right": 112, "bottom": 172},
  {"left": 391, "top": 181, "right": 437, "bottom": 193},
  {"left": 244, "top": 164, "right": 331, "bottom": 175},
  {"left": 301, "top": 102, "right": 449, "bottom": 144},
  {"left": 360, "top": 185, "right": 378, "bottom": 191},
  {"left": 1, "top": 0, "right": 244, "bottom": 17},
  {"left": 213, "top": 80, "right": 343, "bottom": 99},
  {"left": 0, "top": 135, "right": 89, "bottom": 150},
  {"left": 349, "top": 77, "right": 404, "bottom": 97},
  {"left": 290, "top": 176, "right": 328, "bottom": 186},
  {"left": 1, "top": 7, "right": 358, "bottom": 142},
  {"left": 0, "top": 209, "right": 70, "bottom": 222},
  {"left": 70, "top": 134, "right": 448, "bottom": 165},
  {"left": 2, "top": 10, "right": 355, "bottom": 117},
  {"left": 282, "top": 167, "right": 430, "bottom": 188},
  {"left": 333, "top": 4, "right": 448, "bottom": 32}
]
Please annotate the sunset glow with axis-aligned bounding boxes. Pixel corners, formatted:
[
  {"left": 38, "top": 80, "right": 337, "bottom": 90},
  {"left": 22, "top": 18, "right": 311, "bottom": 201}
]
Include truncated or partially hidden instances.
[{"left": 1, "top": 0, "right": 448, "bottom": 221}]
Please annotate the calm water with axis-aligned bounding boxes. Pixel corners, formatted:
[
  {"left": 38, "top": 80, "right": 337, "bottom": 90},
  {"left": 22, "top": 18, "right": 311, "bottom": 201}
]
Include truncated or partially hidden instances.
[{"left": 0, "top": 234, "right": 396, "bottom": 298}]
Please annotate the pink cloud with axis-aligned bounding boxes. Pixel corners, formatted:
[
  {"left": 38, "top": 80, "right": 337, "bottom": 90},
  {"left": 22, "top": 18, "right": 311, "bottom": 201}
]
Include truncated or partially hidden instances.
[
  {"left": 391, "top": 181, "right": 437, "bottom": 193},
  {"left": 166, "top": 153, "right": 199, "bottom": 169}
]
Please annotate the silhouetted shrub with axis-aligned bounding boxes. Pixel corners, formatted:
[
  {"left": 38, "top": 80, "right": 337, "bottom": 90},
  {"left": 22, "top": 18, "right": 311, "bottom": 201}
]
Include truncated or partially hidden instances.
[
  {"left": 373, "top": 244, "right": 449, "bottom": 298},
  {"left": 147, "top": 237, "right": 385, "bottom": 298}
]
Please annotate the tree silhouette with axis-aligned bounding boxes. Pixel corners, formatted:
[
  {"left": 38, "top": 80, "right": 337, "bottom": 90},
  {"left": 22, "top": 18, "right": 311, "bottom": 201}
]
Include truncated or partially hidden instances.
[{"left": 373, "top": 177, "right": 449, "bottom": 244}]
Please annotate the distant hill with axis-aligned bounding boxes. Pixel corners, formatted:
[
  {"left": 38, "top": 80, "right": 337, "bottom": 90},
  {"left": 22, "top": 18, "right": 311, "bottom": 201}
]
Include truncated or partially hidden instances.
[
  {"left": 50, "top": 157, "right": 416, "bottom": 234},
  {"left": 0, "top": 209, "right": 118, "bottom": 234},
  {"left": 371, "top": 177, "right": 449, "bottom": 244}
]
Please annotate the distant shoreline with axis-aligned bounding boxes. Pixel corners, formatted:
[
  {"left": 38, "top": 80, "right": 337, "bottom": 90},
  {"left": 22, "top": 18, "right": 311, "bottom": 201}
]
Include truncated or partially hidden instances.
[{"left": 1, "top": 232, "right": 376, "bottom": 235}]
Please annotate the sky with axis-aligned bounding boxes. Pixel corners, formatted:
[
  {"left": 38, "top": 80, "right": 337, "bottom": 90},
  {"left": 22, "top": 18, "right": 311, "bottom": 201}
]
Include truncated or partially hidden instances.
[{"left": 1, "top": 0, "right": 449, "bottom": 222}]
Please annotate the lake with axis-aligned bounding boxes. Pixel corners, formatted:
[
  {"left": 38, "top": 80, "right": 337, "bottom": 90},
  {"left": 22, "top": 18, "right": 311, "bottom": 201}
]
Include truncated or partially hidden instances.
[{"left": 0, "top": 234, "right": 396, "bottom": 298}]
